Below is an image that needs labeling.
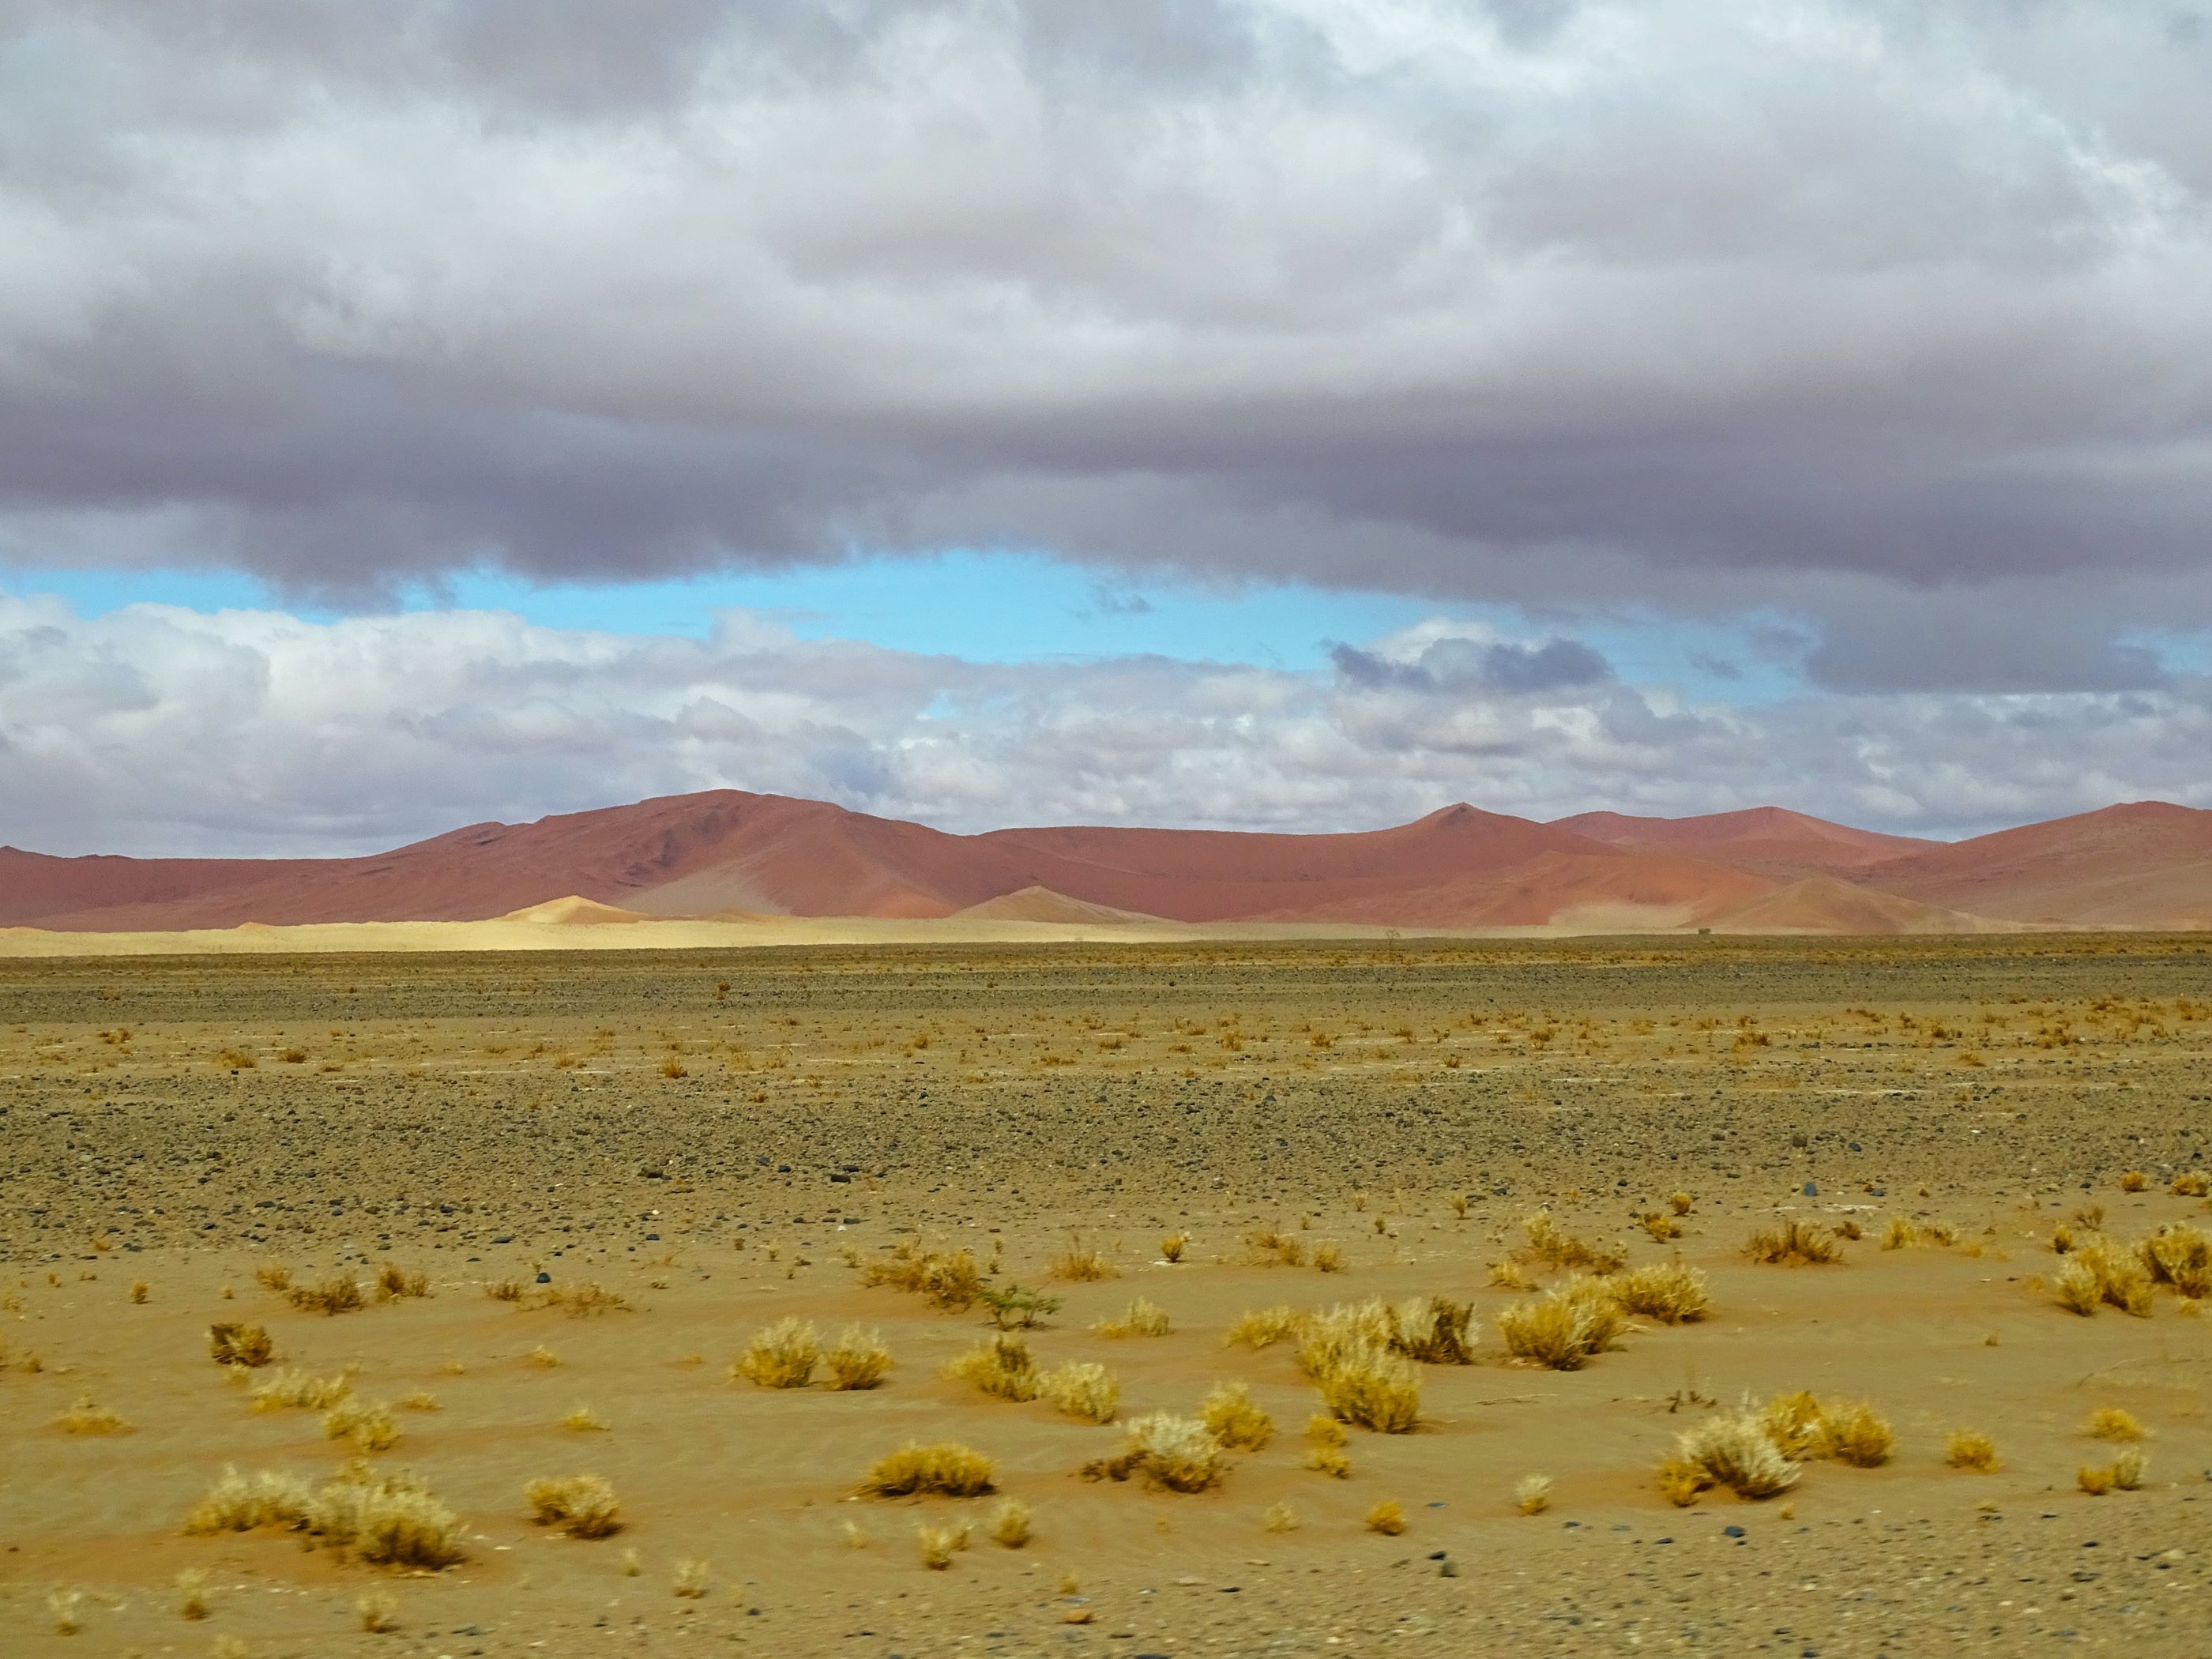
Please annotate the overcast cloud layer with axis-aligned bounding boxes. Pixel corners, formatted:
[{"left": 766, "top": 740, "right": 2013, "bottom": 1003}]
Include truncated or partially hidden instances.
[
  {"left": 6, "top": 594, "right": 2207, "bottom": 857},
  {"left": 4, "top": 2, "right": 2212, "bottom": 849}
]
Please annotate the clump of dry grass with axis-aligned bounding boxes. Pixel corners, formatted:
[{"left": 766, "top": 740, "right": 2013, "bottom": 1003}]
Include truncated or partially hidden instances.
[
  {"left": 1488, "top": 1258, "right": 1536, "bottom": 1291},
  {"left": 733, "top": 1317, "right": 818, "bottom": 1389},
  {"left": 1246, "top": 1227, "right": 1307, "bottom": 1268},
  {"left": 399, "top": 1390, "right": 439, "bottom": 1412},
  {"left": 1200, "top": 1380, "right": 1274, "bottom": 1450},
  {"left": 1363, "top": 1499, "right": 1406, "bottom": 1536},
  {"left": 288, "top": 1275, "right": 365, "bottom": 1315},
  {"left": 1744, "top": 1218, "right": 1842, "bottom": 1266},
  {"left": 2138, "top": 1223, "right": 2211, "bottom": 1299},
  {"left": 988, "top": 1498, "right": 1032, "bottom": 1548},
  {"left": 2120, "top": 1170, "right": 2150, "bottom": 1193},
  {"left": 130, "top": 1278, "right": 149, "bottom": 1304},
  {"left": 525, "top": 1474, "right": 623, "bottom": 1538},
  {"left": 2172, "top": 1171, "right": 2210, "bottom": 1198},
  {"left": 1881, "top": 1216, "right": 1917, "bottom": 1251},
  {"left": 1496, "top": 1277, "right": 1626, "bottom": 1371},
  {"left": 1038, "top": 1361, "right": 1120, "bottom": 1424},
  {"left": 1303, "top": 1413, "right": 1351, "bottom": 1477},
  {"left": 54, "top": 1394, "right": 133, "bottom": 1435},
  {"left": 1759, "top": 1391, "right": 1893, "bottom": 1466},
  {"left": 175, "top": 1568, "right": 212, "bottom": 1621},
  {"left": 1515, "top": 1474, "right": 1552, "bottom": 1514},
  {"left": 1262, "top": 1499, "right": 1299, "bottom": 1533},
  {"left": 208, "top": 1322, "right": 274, "bottom": 1367},
  {"left": 1522, "top": 1210, "right": 1627, "bottom": 1273},
  {"left": 2056, "top": 1238, "right": 2155, "bottom": 1317},
  {"left": 2078, "top": 1462, "right": 2115, "bottom": 1495},
  {"left": 185, "top": 1462, "right": 467, "bottom": 1568},
  {"left": 562, "top": 1405, "right": 608, "bottom": 1432},
  {"left": 945, "top": 1334, "right": 1040, "bottom": 1402},
  {"left": 861, "top": 1243, "right": 984, "bottom": 1311},
  {"left": 47, "top": 1588, "right": 82, "bottom": 1635},
  {"left": 1093, "top": 1297, "right": 1172, "bottom": 1338},
  {"left": 1670, "top": 1191, "right": 1695, "bottom": 1215},
  {"left": 540, "top": 1282, "right": 628, "bottom": 1317},
  {"left": 374, "top": 1263, "right": 431, "bottom": 1302},
  {"left": 1390, "top": 1296, "right": 1477, "bottom": 1363},
  {"left": 251, "top": 1367, "right": 353, "bottom": 1413},
  {"left": 356, "top": 1589, "right": 399, "bottom": 1633},
  {"left": 1640, "top": 1212, "right": 1683, "bottom": 1242},
  {"left": 1082, "top": 1412, "right": 1226, "bottom": 1492},
  {"left": 1221, "top": 1305, "right": 1301, "bottom": 1349},
  {"left": 1046, "top": 1239, "right": 1118, "bottom": 1282},
  {"left": 2084, "top": 1405, "right": 2146, "bottom": 1442},
  {"left": 1946, "top": 1430, "right": 2000, "bottom": 1472},
  {"left": 917, "top": 1521, "right": 972, "bottom": 1570},
  {"left": 322, "top": 1398, "right": 401, "bottom": 1453},
  {"left": 671, "top": 1559, "right": 709, "bottom": 1599},
  {"left": 1160, "top": 1231, "right": 1190, "bottom": 1263},
  {"left": 253, "top": 1263, "right": 292, "bottom": 1293},
  {"left": 1664, "top": 1407, "right": 1801, "bottom": 1504},
  {"left": 1311, "top": 1240, "right": 1347, "bottom": 1273},
  {"left": 824, "top": 1326, "right": 893, "bottom": 1390},
  {"left": 525, "top": 1345, "right": 561, "bottom": 1368},
  {"left": 1608, "top": 1260, "right": 1710, "bottom": 1324},
  {"left": 860, "top": 1442, "right": 996, "bottom": 1498},
  {"left": 1315, "top": 1341, "right": 1421, "bottom": 1432},
  {"left": 486, "top": 1278, "right": 528, "bottom": 1303}
]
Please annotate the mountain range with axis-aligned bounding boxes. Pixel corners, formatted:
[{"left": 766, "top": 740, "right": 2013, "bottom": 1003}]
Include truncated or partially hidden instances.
[{"left": 5, "top": 792, "right": 2210, "bottom": 935}]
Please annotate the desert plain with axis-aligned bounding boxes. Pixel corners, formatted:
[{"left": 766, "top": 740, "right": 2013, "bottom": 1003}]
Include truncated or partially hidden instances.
[{"left": 1, "top": 935, "right": 2208, "bottom": 1658}]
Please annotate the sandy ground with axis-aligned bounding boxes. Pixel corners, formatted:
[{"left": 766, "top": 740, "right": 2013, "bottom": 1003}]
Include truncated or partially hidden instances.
[{"left": 1, "top": 937, "right": 2208, "bottom": 1658}]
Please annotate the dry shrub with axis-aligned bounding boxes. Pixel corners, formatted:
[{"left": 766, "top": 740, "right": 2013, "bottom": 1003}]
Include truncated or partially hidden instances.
[
  {"left": 400, "top": 1390, "right": 439, "bottom": 1413},
  {"left": 1834, "top": 1217, "right": 1864, "bottom": 1241},
  {"left": 1262, "top": 1499, "right": 1299, "bottom": 1533},
  {"left": 1488, "top": 1258, "right": 1536, "bottom": 1291},
  {"left": 945, "top": 1334, "right": 1040, "bottom": 1402},
  {"left": 209, "top": 1322, "right": 274, "bottom": 1367},
  {"left": 1946, "top": 1430, "right": 2000, "bottom": 1472},
  {"left": 1046, "top": 1240, "right": 1118, "bottom": 1283},
  {"left": 2084, "top": 1405, "right": 2145, "bottom": 1442},
  {"left": 2172, "top": 1171, "right": 2210, "bottom": 1198},
  {"left": 177, "top": 1567, "right": 212, "bottom": 1621},
  {"left": 733, "top": 1317, "right": 818, "bottom": 1389},
  {"left": 1311, "top": 1240, "right": 1347, "bottom": 1273},
  {"left": 2120, "top": 1170, "right": 2150, "bottom": 1193},
  {"left": 322, "top": 1398, "right": 401, "bottom": 1453},
  {"left": 55, "top": 1395, "right": 131, "bottom": 1435},
  {"left": 1082, "top": 1412, "right": 1225, "bottom": 1492},
  {"left": 1093, "top": 1297, "right": 1172, "bottom": 1338},
  {"left": 542, "top": 1282, "right": 627, "bottom": 1317},
  {"left": 185, "top": 1463, "right": 465, "bottom": 1568},
  {"left": 374, "top": 1263, "right": 431, "bottom": 1302},
  {"left": 824, "top": 1326, "right": 893, "bottom": 1390},
  {"left": 1160, "top": 1231, "right": 1190, "bottom": 1263},
  {"left": 525, "top": 1345, "right": 560, "bottom": 1368},
  {"left": 1201, "top": 1380, "right": 1274, "bottom": 1450},
  {"left": 1364, "top": 1499, "right": 1406, "bottom": 1535},
  {"left": 1390, "top": 1296, "right": 1477, "bottom": 1364},
  {"left": 356, "top": 1589, "right": 400, "bottom": 1633},
  {"left": 1608, "top": 1261, "right": 1710, "bottom": 1324},
  {"left": 562, "top": 1406, "right": 608, "bottom": 1432},
  {"left": 1314, "top": 1340, "right": 1421, "bottom": 1433},
  {"left": 131, "top": 1278, "right": 150, "bottom": 1304},
  {"left": 671, "top": 1559, "right": 709, "bottom": 1599},
  {"left": 1522, "top": 1211, "right": 1626, "bottom": 1273},
  {"left": 1758, "top": 1392, "right": 1891, "bottom": 1465},
  {"left": 1882, "top": 1217, "right": 1917, "bottom": 1251},
  {"left": 1497, "top": 1277, "right": 1626, "bottom": 1371},
  {"left": 1222, "top": 1305, "right": 1302, "bottom": 1349},
  {"left": 288, "top": 1276, "right": 365, "bottom": 1315},
  {"left": 917, "top": 1521, "right": 971, "bottom": 1570},
  {"left": 1038, "top": 1361, "right": 1119, "bottom": 1424},
  {"left": 251, "top": 1368, "right": 353, "bottom": 1413},
  {"left": 525, "top": 1474, "right": 623, "bottom": 1538},
  {"left": 1669, "top": 1191, "right": 1695, "bottom": 1216},
  {"left": 2056, "top": 1239, "right": 2155, "bottom": 1316},
  {"left": 2077, "top": 1463, "right": 2114, "bottom": 1495},
  {"left": 47, "top": 1588, "right": 81, "bottom": 1635},
  {"left": 860, "top": 1442, "right": 995, "bottom": 1498},
  {"left": 486, "top": 1278, "right": 528, "bottom": 1304},
  {"left": 2138, "top": 1223, "right": 2212, "bottom": 1299},
  {"left": 253, "top": 1263, "right": 292, "bottom": 1293},
  {"left": 1303, "top": 1413, "right": 1351, "bottom": 1477},
  {"left": 1668, "top": 1408, "right": 1800, "bottom": 1503},
  {"left": 1745, "top": 1218, "right": 1841, "bottom": 1266},
  {"left": 861, "top": 1243, "right": 983, "bottom": 1311},
  {"left": 988, "top": 1499, "right": 1032, "bottom": 1548},
  {"left": 2111, "top": 1446, "right": 2148, "bottom": 1490},
  {"left": 1514, "top": 1474, "right": 1552, "bottom": 1515},
  {"left": 1246, "top": 1227, "right": 1306, "bottom": 1268},
  {"left": 1641, "top": 1212, "right": 1683, "bottom": 1243}
]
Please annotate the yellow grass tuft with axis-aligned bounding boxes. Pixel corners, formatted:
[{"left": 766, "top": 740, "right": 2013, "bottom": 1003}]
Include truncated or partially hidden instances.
[
  {"left": 1745, "top": 1218, "right": 1841, "bottom": 1266},
  {"left": 1046, "top": 1240, "right": 1118, "bottom": 1282},
  {"left": 945, "top": 1333, "right": 1040, "bottom": 1401},
  {"left": 860, "top": 1243, "right": 984, "bottom": 1311},
  {"left": 1608, "top": 1260, "right": 1710, "bottom": 1324},
  {"left": 1038, "top": 1360, "right": 1120, "bottom": 1424},
  {"left": 250, "top": 1367, "right": 353, "bottom": 1412},
  {"left": 54, "top": 1395, "right": 133, "bottom": 1435},
  {"left": 183, "top": 1466, "right": 314, "bottom": 1534},
  {"left": 176, "top": 1568, "right": 212, "bottom": 1621},
  {"left": 1671, "top": 1408, "right": 1800, "bottom": 1502},
  {"left": 1304, "top": 1443, "right": 1352, "bottom": 1478},
  {"left": 1515, "top": 1474, "right": 1552, "bottom": 1515},
  {"left": 1364, "top": 1499, "right": 1407, "bottom": 1536},
  {"left": 2084, "top": 1405, "right": 2145, "bottom": 1441},
  {"left": 525, "top": 1474, "right": 623, "bottom": 1538},
  {"left": 2056, "top": 1238, "right": 2155, "bottom": 1316},
  {"left": 1390, "top": 1296, "right": 1477, "bottom": 1364},
  {"left": 1306, "top": 1331, "right": 1420, "bottom": 1433},
  {"left": 1496, "top": 1277, "right": 1626, "bottom": 1370},
  {"left": 322, "top": 1398, "right": 401, "bottom": 1453},
  {"left": 2138, "top": 1223, "right": 2212, "bottom": 1299},
  {"left": 1522, "top": 1210, "right": 1627, "bottom": 1273},
  {"left": 1487, "top": 1258, "right": 1536, "bottom": 1291},
  {"left": 2077, "top": 1463, "right": 2115, "bottom": 1495},
  {"left": 47, "top": 1588, "right": 81, "bottom": 1635},
  {"left": 208, "top": 1322, "right": 274, "bottom": 1367},
  {"left": 526, "top": 1345, "right": 561, "bottom": 1368},
  {"left": 1200, "top": 1380, "right": 1274, "bottom": 1450},
  {"left": 2111, "top": 1446, "right": 2148, "bottom": 1490},
  {"left": 1760, "top": 1391, "right": 1891, "bottom": 1465},
  {"left": 734, "top": 1317, "right": 819, "bottom": 1388},
  {"left": 399, "top": 1389, "right": 439, "bottom": 1412},
  {"left": 356, "top": 1589, "right": 400, "bottom": 1632},
  {"left": 253, "top": 1262, "right": 292, "bottom": 1293},
  {"left": 185, "top": 1462, "right": 465, "bottom": 1567},
  {"left": 542, "top": 1281, "right": 628, "bottom": 1316},
  {"left": 1881, "top": 1216, "right": 1917, "bottom": 1250},
  {"left": 1946, "top": 1429, "right": 2000, "bottom": 1473},
  {"left": 1641, "top": 1211, "right": 1683, "bottom": 1242},
  {"left": 2119, "top": 1170, "right": 2149, "bottom": 1193},
  {"left": 671, "top": 1559, "right": 709, "bottom": 1599},
  {"left": 1669, "top": 1191, "right": 1695, "bottom": 1216},
  {"left": 988, "top": 1498, "right": 1033, "bottom": 1548},
  {"left": 1262, "top": 1499, "right": 1299, "bottom": 1533},
  {"left": 1082, "top": 1412, "right": 1227, "bottom": 1492},
  {"left": 1221, "top": 1304, "right": 1302, "bottom": 1349},
  {"left": 860, "top": 1442, "right": 996, "bottom": 1498},
  {"left": 1093, "top": 1296, "right": 1172, "bottom": 1338},
  {"left": 2172, "top": 1171, "right": 2210, "bottom": 1198},
  {"left": 1160, "top": 1231, "right": 1190, "bottom": 1263},
  {"left": 1311, "top": 1240, "right": 1347, "bottom": 1273},
  {"left": 917, "top": 1521, "right": 972, "bottom": 1570},
  {"left": 562, "top": 1405, "right": 608, "bottom": 1432},
  {"left": 288, "top": 1274, "right": 365, "bottom": 1315},
  {"left": 824, "top": 1326, "right": 894, "bottom": 1390},
  {"left": 374, "top": 1262, "right": 431, "bottom": 1301},
  {"left": 1246, "top": 1226, "right": 1306, "bottom": 1267}
]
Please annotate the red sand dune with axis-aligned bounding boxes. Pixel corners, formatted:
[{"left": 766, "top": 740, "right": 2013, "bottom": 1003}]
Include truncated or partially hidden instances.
[{"left": 3, "top": 791, "right": 2210, "bottom": 934}]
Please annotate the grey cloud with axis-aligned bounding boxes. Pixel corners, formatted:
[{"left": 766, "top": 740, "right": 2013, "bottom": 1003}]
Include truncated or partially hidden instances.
[
  {"left": 2, "top": 2, "right": 2212, "bottom": 687},
  {"left": 1331, "top": 635, "right": 1611, "bottom": 694}
]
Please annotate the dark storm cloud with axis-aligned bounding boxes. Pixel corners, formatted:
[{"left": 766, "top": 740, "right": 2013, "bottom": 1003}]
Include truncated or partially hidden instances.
[{"left": 3, "top": 1, "right": 2212, "bottom": 683}]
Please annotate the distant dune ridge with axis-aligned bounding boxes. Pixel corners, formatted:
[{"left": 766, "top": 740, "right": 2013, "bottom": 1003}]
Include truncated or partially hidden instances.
[{"left": 2, "top": 789, "right": 2210, "bottom": 937}]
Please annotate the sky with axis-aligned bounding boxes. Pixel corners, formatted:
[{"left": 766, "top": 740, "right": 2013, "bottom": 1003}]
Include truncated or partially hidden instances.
[{"left": 5, "top": 0, "right": 2212, "bottom": 856}]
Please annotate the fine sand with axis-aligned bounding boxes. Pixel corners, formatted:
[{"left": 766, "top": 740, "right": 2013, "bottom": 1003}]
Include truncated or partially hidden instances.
[{"left": 2, "top": 936, "right": 2208, "bottom": 1657}]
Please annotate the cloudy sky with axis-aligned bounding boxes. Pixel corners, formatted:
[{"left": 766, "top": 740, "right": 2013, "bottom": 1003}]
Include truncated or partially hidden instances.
[{"left": 5, "top": 0, "right": 2211, "bottom": 856}]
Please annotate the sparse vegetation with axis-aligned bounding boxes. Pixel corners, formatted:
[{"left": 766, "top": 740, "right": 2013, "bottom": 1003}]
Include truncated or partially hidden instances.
[
  {"left": 1745, "top": 1218, "right": 1842, "bottom": 1266},
  {"left": 1497, "top": 1277, "right": 1626, "bottom": 1370},
  {"left": 862, "top": 1244, "right": 984, "bottom": 1311},
  {"left": 1046, "top": 1239, "right": 1118, "bottom": 1282},
  {"left": 1608, "top": 1260, "right": 1710, "bottom": 1323},
  {"left": 1093, "top": 1296, "right": 1172, "bottom": 1337},
  {"left": 209, "top": 1322, "right": 275, "bottom": 1367},
  {"left": 1946, "top": 1429, "right": 2000, "bottom": 1472},
  {"left": 54, "top": 1395, "right": 132, "bottom": 1435},
  {"left": 860, "top": 1442, "right": 996, "bottom": 1498},
  {"left": 824, "top": 1326, "right": 894, "bottom": 1390},
  {"left": 1514, "top": 1474, "right": 1552, "bottom": 1515},
  {"left": 1082, "top": 1412, "right": 1227, "bottom": 1492},
  {"left": 2084, "top": 1405, "right": 2146, "bottom": 1442},
  {"left": 1363, "top": 1499, "right": 1406, "bottom": 1535},
  {"left": 525, "top": 1474, "right": 623, "bottom": 1538},
  {"left": 734, "top": 1316, "right": 819, "bottom": 1388},
  {"left": 946, "top": 1333, "right": 1040, "bottom": 1401},
  {"left": 1038, "top": 1360, "right": 1119, "bottom": 1423},
  {"left": 988, "top": 1498, "right": 1033, "bottom": 1548},
  {"left": 186, "top": 1462, "right": 467, "bottom": 1567},
  {"left": 288, "top": 1274, "right": 366, "bottom": 1315},
  {"left": 1201, "top": 1380, "right": 1274, "bottom": 1450}
]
